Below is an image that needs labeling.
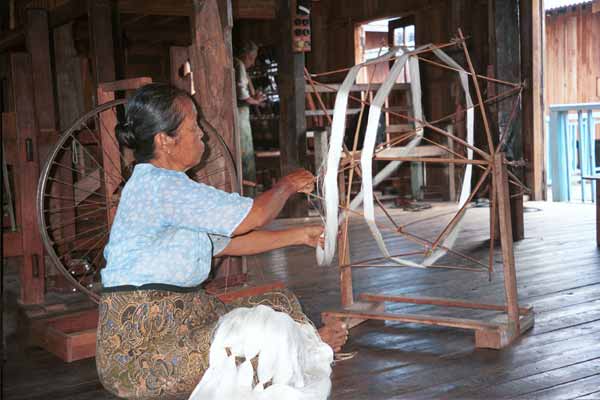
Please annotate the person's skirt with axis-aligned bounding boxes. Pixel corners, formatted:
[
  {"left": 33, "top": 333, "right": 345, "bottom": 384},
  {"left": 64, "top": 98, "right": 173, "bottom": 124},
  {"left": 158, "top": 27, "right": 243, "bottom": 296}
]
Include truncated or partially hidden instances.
[{"left": 96, "top": 287, "right": 307, "bottom": 399}]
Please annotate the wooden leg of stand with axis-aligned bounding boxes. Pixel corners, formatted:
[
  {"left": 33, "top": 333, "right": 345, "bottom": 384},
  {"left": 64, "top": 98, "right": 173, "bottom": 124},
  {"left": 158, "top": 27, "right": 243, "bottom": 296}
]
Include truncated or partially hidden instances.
[
  {"left": 338, "top": 172, "right": 353, "bottom": 307},
  {"left": 494, "top": 154, "right": 520, "bottom": 332}
]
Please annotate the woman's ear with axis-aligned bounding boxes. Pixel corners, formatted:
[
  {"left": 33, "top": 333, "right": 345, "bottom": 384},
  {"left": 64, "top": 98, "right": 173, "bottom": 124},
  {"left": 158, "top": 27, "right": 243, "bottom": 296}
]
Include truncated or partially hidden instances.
[{"left": 154, "top": 132, "right": 173, "bottom": 155}]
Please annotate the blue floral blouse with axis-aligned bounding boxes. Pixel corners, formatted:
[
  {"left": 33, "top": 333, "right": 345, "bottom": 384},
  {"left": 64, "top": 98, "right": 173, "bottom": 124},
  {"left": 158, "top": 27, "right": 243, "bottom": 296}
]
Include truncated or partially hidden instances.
[{"left": 101, "top": 163, "right": 253, "bottom": 288}]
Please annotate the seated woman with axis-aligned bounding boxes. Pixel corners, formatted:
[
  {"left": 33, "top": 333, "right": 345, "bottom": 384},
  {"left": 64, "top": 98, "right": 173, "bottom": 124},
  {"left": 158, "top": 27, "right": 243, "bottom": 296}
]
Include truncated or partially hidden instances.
[{"left": 96, "top": 83, "right": 347, "bottom": 399}]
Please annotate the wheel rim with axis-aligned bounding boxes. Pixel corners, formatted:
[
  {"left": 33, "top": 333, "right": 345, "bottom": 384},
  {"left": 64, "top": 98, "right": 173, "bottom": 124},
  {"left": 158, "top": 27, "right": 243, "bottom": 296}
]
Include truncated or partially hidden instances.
[{"left": 37, "top": 99, "right": 238, "bottom": 303}]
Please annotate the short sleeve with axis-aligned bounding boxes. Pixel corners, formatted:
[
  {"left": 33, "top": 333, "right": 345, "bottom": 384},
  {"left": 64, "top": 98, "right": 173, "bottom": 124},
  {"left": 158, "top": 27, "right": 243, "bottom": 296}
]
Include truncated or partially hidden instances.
[
  {"left": 208, "top": 234, "right": 230, "bottom": 256},
  {"left": 156, "top": 172, "right": 253, "bottom": 236}
]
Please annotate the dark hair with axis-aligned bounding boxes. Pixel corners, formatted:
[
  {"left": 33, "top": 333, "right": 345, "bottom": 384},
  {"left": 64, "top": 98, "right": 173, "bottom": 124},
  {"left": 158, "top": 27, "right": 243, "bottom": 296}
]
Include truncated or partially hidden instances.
[{"left": 115, "top": 83, "right": 193, "bottom": 163}]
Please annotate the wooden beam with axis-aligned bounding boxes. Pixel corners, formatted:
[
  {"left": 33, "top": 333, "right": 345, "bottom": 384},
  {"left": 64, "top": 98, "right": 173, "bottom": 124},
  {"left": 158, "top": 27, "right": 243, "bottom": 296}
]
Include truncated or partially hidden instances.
[
  {"left": 117, "top": 0, "right": 276, "bottom": 19},
  {"left": 322, "top": 310, "right": 501, "bottom": 331},
  {"left": 231, "top": 0, "right": 276, "bottom": 19},
  {"left": 10, "top": 53, "right": 45, "bottom": 305},
  {"left": 124, "top": 25, "right": 192, "bottom": 46},
  {"left": 98, "top": 77, "right": 152, "bottom": 92},
  {"left": 118, "top": 0, "right": 193, "bottom": 16},
  {"left": 359, "top": 293, "right": 532, "bottom": 314},
  {"left": 278, "top": 0, "right": 308, "bottom": 217}
]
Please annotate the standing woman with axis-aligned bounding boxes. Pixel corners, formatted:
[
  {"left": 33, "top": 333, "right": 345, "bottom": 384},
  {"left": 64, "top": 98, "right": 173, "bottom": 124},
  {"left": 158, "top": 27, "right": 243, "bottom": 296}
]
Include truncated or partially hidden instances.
[
  {"left": 96, "top": 84, "right": 346, "bottom": 399},
  {"left": 234, "top": 40, "right": 264, "bottom": 197}
]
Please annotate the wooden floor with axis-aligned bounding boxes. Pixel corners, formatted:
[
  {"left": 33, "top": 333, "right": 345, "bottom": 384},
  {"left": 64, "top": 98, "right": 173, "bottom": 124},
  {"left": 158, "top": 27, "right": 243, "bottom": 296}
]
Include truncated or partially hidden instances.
[{"left": 3, "top": 201, "right": 600, "bottom": 399}]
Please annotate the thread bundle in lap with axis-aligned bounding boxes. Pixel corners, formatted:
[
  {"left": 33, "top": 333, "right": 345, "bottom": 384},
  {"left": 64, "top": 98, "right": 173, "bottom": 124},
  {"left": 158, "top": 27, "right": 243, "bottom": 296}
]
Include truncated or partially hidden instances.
[{"left": 189, "top": 305, "right": 334, "bottom": 400}]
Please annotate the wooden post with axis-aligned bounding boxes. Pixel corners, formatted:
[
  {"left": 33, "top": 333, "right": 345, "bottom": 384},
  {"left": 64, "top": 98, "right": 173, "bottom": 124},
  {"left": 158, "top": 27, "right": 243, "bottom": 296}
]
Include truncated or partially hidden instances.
[
  {"left": 493, "top": 153, "right": 520, "bottom": 332},
  {"left": 2, "top": 112, "right": 23, "bottom": 257},
  {"left": 189, "top": 0, "right": 240, "bottom": 191},
  {"left": 54, "top": 23, "right": 85, "bottom": 131},
  {"left": 521, "top": 0, "right": 545, "bottom": 200},
  {"left": 88, "top": 0, "right": 116, "bottom": 99},
  {"left": 25, "top": 8, "right": 62, "bottom": 290},
  {"left": 493, "top": 0, "right": 525, "bottom": 241},
  {"left": 52, "top": 22, "right": 83, "bottom": 281},
  {"left": 88, "top": 0, "right": 119, "bottom": 225},
  {"left": 278, "top": 0, "right": 308, "bottom": 217},
  {"left": 10, "top": 53, "right": 45, "bottom": 305},
  {"left": 190, "top": 0, "right": 245, "bottom": 277},
  {"left": 25, "top": 9, "right": 57, "bottom": 162}
]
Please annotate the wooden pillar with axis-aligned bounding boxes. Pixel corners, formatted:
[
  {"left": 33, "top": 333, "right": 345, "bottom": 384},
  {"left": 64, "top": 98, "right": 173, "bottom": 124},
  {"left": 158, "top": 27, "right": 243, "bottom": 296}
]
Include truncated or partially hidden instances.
[
  {"left": 521, "top": 0, "right": 546, "bottom": 200},
  {"left": 25, "top": 8, "right": 57, "bottom": 162},
  {"left": 88, "top": 0, "right": 119, "bottom": 225},
  {"left": 190, "top": 0, "right": 245, "bottom": 277},
  {"left": 278, "top": 0, "right": 308, "bottom": 218},
  {"left": 54, "top": 23, "right": 85, "bottom": 131},
  {"left": 10, "top": 53, "right": 45, "bottom": 305},
  {"left": 190, "top": 0, "right": 240, "bottom": 191},
  {"left": 493, "top": 0, "right": 525, "bottom": 240},
  {"left": 52, "top": 22, "right": 84, "bottom": 278},
  {"left": 88, "top": 0, "right": 116, "bottom": 97},
  {"left": 493, "top": 153, "right": 520, "bottom": 332}
]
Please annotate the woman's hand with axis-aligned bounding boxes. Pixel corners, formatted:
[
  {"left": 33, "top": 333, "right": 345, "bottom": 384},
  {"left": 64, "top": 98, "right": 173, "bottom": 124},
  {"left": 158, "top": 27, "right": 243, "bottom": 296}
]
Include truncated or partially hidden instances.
[
  {"left": 281, "top": 169, "right": 315, "bottom": 194},
  {"left": 303, "top": 225, "right": 325, "bottom": 248}
]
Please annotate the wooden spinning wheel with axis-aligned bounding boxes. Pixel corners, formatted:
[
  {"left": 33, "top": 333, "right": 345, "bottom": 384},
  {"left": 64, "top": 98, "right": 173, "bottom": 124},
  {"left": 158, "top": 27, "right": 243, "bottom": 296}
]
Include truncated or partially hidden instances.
[
  {"left": 306, "top": 31, "right": 535, "bottom": 349},
  {"left": 37, "top": 96, "right": 239, "bottom": 303}
]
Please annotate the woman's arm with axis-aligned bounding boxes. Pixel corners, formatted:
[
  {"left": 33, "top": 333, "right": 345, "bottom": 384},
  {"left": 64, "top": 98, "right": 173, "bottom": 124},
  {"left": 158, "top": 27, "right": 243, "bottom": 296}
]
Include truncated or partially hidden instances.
[
  {"left": 233, "top": 169, "right": 315, "bottom": 235},
  {"left": 218, "top": 225, "right": 323, "bottom": 256}
]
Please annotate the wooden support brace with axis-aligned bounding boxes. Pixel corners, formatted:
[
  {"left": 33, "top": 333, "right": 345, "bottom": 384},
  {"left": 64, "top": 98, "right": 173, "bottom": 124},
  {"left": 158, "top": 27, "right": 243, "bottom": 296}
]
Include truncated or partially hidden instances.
[{"left": 493, "top": 153, "right": 521, "bottom": 333}]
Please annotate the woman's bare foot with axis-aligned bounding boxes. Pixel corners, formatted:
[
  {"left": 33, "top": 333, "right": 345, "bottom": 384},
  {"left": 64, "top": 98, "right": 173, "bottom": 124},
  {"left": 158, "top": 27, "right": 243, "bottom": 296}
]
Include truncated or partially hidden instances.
[{"left": 318, "top": 320, "right": 348, "bottom": 353}]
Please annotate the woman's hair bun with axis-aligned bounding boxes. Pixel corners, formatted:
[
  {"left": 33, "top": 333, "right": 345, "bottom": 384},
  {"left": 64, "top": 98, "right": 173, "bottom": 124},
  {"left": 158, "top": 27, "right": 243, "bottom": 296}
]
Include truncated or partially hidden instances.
[{"left": 115, "top": 121, "right": 137, "bottom": 149}]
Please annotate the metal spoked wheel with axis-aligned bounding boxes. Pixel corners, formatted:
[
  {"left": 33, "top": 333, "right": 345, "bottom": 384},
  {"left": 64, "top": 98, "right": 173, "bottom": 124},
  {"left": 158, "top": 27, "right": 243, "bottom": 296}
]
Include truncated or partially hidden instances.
[{"left": 37, "top": 99, "right": 238, "bottom": 303}]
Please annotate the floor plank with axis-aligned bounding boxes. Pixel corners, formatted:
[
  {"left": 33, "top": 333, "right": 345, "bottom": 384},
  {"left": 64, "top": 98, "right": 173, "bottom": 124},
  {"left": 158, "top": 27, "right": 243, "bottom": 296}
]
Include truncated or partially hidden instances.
[{"left": 3, "top": 201, "right": 599, "bottom": 399}]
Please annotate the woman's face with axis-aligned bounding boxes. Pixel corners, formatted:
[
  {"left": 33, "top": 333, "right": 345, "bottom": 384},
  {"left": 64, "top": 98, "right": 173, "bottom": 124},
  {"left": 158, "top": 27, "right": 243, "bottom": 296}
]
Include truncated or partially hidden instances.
[{"left": 168, "top": 97, "right": 205, "bottom": 171}]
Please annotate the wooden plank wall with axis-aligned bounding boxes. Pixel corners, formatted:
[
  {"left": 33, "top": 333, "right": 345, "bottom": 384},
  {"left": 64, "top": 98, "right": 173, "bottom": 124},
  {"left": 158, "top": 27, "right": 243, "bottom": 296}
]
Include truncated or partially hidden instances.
[{"left": 545, "top": 3, "right": 600, "bottom": 111}]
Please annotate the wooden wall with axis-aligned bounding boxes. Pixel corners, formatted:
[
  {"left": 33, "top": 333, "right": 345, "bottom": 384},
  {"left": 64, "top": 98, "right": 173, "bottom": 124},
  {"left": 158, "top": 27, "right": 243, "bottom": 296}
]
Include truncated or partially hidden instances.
[{"left": 545, "top": 3, "right": 600, "bottom": 110}]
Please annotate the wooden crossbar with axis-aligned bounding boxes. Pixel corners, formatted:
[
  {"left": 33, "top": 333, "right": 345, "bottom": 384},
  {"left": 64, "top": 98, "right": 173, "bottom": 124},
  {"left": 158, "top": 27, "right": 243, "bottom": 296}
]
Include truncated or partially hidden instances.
[{"left": 359, "top": 293, "right": 532, "bottom": 315}]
